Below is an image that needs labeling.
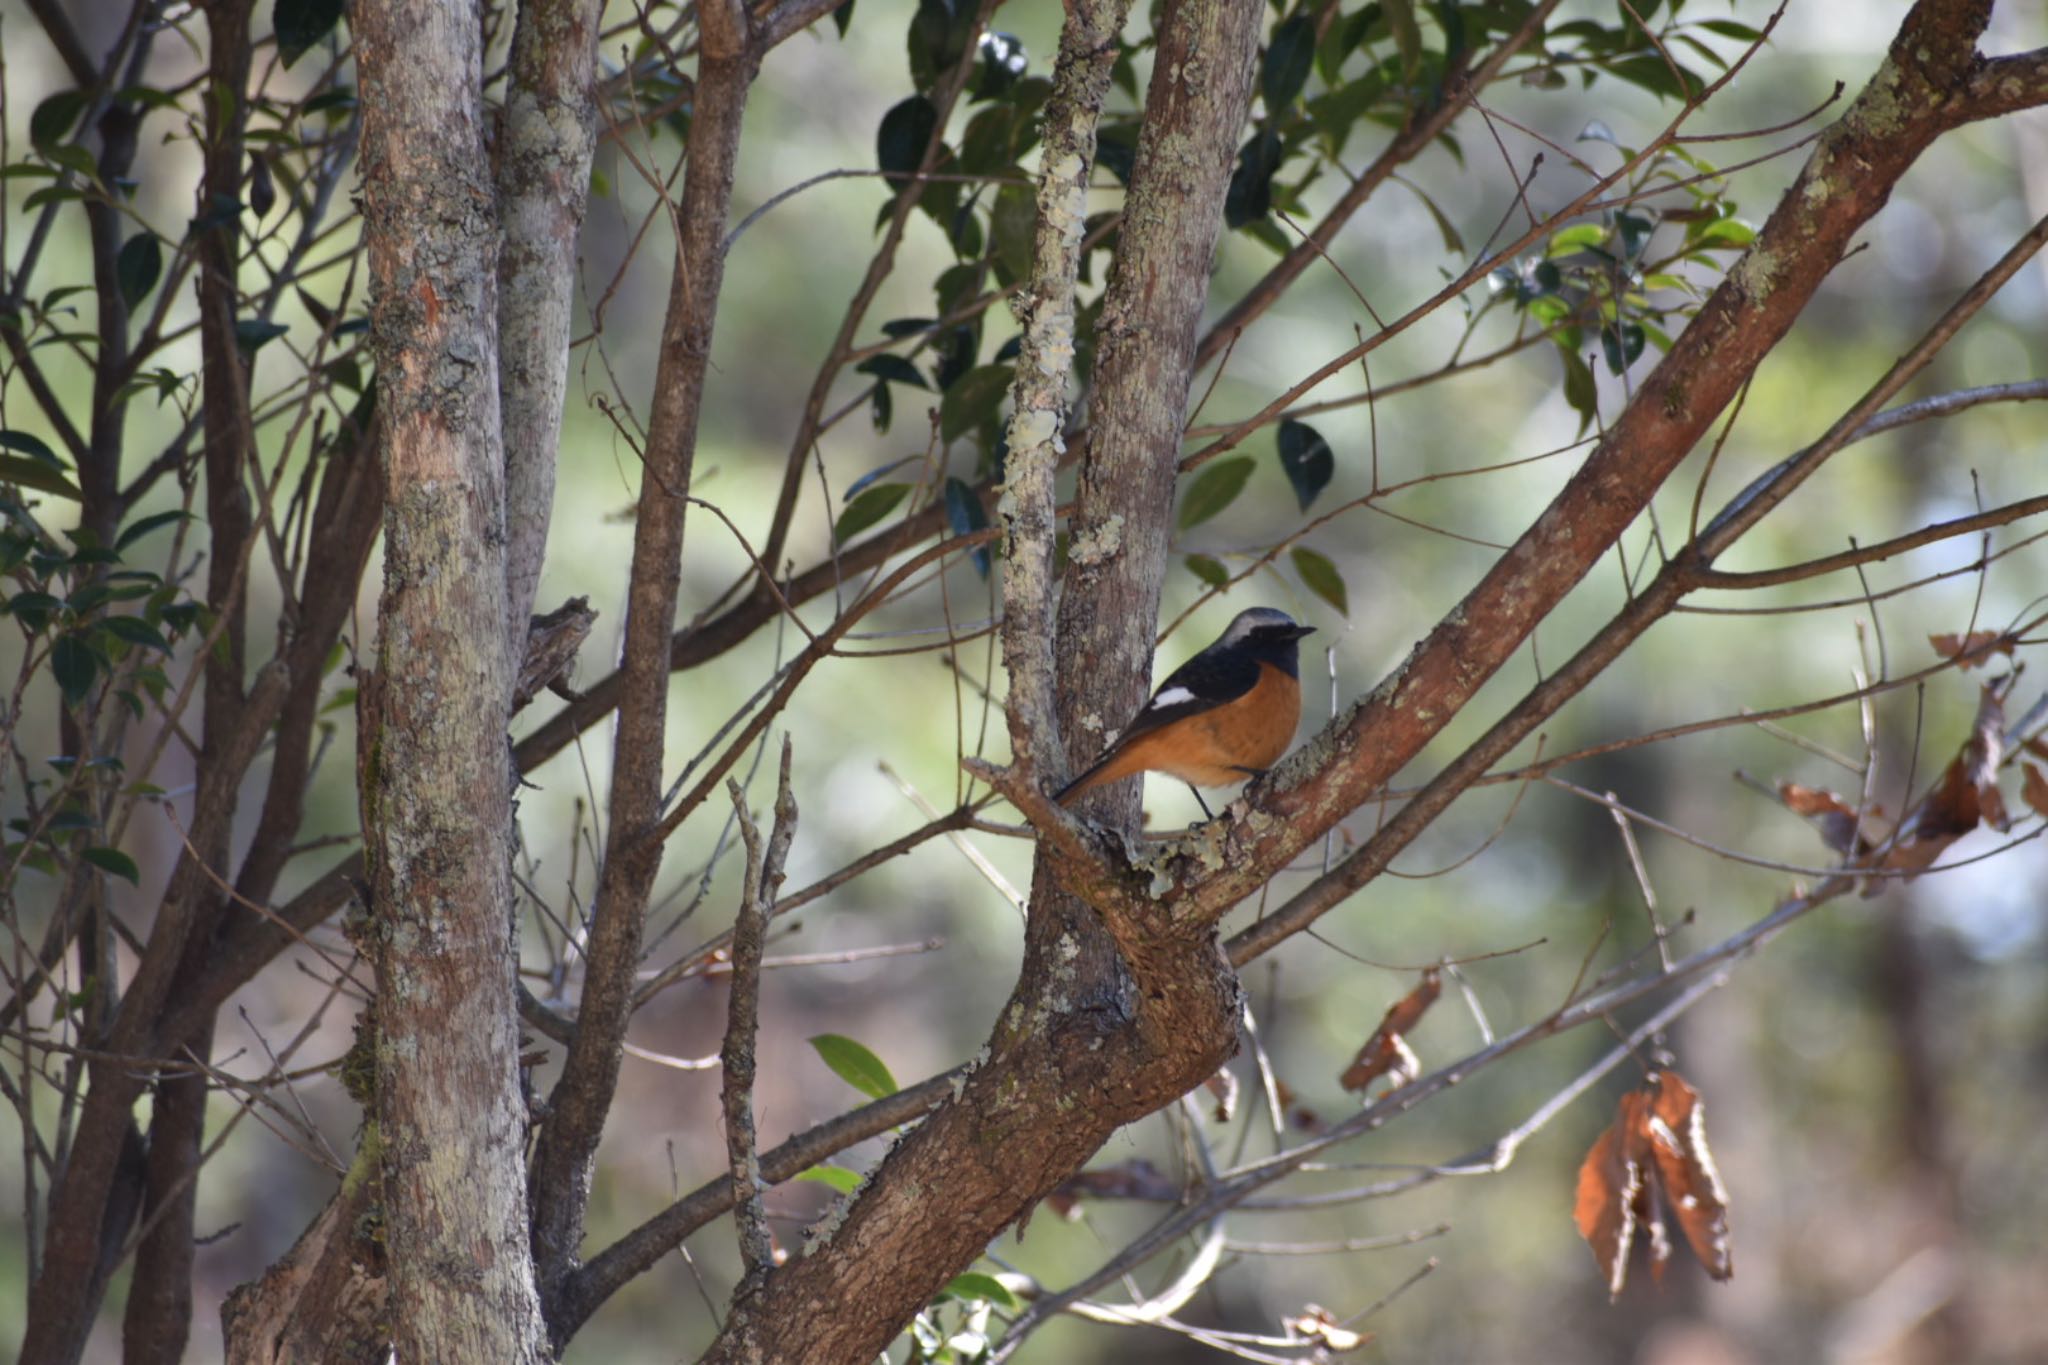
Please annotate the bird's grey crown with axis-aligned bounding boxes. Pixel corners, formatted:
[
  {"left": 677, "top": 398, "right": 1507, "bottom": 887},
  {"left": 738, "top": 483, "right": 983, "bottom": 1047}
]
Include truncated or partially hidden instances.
[{"left": 1216, "top": 606, "right": 1303, "bottom": 647}]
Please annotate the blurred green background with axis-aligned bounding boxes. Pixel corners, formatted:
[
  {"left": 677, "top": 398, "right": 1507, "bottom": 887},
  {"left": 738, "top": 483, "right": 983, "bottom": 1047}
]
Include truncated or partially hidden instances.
[{"left": 2, "top": 1, "right": 2045, "bottom": 1361}]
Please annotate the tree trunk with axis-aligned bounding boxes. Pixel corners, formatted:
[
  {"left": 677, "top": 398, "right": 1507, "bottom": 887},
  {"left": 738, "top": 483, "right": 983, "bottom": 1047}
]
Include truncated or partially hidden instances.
[{"left": 353, "top": 0, "right": 548, "bottom": 1358}]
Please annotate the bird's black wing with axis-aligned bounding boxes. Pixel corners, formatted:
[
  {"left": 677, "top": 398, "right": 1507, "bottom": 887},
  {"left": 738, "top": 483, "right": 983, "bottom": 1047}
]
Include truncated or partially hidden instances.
[{"left": 1106, "top": 646, "right": 1261, "bottom": 747}]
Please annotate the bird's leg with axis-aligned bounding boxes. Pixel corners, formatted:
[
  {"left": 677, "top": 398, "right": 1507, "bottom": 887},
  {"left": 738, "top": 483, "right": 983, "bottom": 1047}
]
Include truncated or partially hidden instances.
[{"left": 1185, "top": 784, "right": 1216, "bottom": 821}]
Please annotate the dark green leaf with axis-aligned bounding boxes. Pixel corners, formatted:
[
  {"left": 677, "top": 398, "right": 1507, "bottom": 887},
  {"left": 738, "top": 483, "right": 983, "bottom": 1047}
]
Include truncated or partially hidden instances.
[
  {"left": 808, "top": 1033, "right": 898, "bottom": 1100},
  {"left": 1, "top": 430, "right": 65, "bottom": 469},
  {"left": 82, "top": 846, "right": 140, "bottom": 884},
  {"left": 1096, "top": 124, "right": 1138, "bottom": 186},
  {"left": 1177, "top": 456, "right": 1256, "bottom": 531},
  {"left": 30, "top": 91, "right": 87, "bottom": 150},
  {"left": 991, "top": 182, "right": 1036, "bottom": 280},
  {"left": 1224, "top": 130, "right": 1284, "bottom": 230},
  {"left": 1185, "top": 553, "right": 1230, "bottom": 589},
  {"left": 944, "top": 476, "right": 991, "bottom": 578},
  {"left": 51, "top": 633, "right": 100, "bottom": 704},
  {"left": 832, "top": 0, "right": 855, "bottom": 38},
  {"left": 1276, "top": 420, "right": 1334, "bottom": 511},
  {"left": 1385, "top": 0, "right": 1423, "bottom": 79},
  {"left": 275, "top": 0, "right": 347, "bottom": 68},
  {"left": 234, "top": 319, "right": 289, "bottom": 354},
  {"left": 876, "top": 95, "right": 939, "bottom": 184},
  {"left": 958, "top": 106, "right": 1017, "bottom": 175},
  {"left": 99, "top": 616, "right": 171, "bottom": 653},
  {"left": 116, "top": 233, "right": 163, "bottom": 312},
  {"left": 854, "top": 354, "right": 930, "bottom": 390},
  {"left": 1599, "top": 321, "right": 1645, "bottom": 375},
  {"left": 870, "top": 378, "right": 893, "bottom": 432},
  {"left": 844, "top": 457, "right": 920, "bottom": 500},
  {"left": 931, "top": 323, "right": 979, "bottom": 391},
  {"left": 1700, "top": 19, "right": 1765, "bottom": 41},
  {"left": 943, "top": 1272, "right": 1019, "bottom": 1310},
  {"left": 1291, "top": 547, "right": 1348, "bottom": 617},
  {"left": 4, "top": 591, "right": 60, "bottom": 634},
  {"left": 1262, "top": 15, "right": 1317, "bottom": 112},
  {"left": 939, "top": 364, "right": 1012, "bottom": 443},
  {"left": 796, "top": 1164, "right": 863, "bottom": 1194},
  {"left": 0, "top": 456, "right": 81, "bottom": 501},
  {"left": 834, "top": 484, "right": 912, "bottom": 544},
  {"left": 907, "top": 0, "right": 973, "bottom": 93}
]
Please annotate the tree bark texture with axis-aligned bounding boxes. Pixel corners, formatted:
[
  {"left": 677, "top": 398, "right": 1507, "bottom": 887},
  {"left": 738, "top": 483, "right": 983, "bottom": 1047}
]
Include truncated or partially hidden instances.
[
  {"left": 527, "top": 0, "right": 761, "bottom": 1315},
  {"left": 353, "top": 0, "right": 548, "bottom": 1358},
  {"left": 495, "top": 0, "right": 605, "bottom": 659},
  {"left": 697, "top": 3, "right": 1264, "bottom": 1361}
]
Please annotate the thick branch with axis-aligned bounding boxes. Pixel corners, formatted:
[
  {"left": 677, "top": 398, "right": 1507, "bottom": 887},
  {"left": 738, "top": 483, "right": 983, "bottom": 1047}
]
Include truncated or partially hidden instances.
[
  {"left": 1150, "top": 0, "right": 2006, "bottom": 927},
  {"left": 526, "top": 0, "right": 761, "bottom": 1306},
  {"left": 495, "top": 0, "right": 604, "bottom": 659},
  {"left": 353, "top": 0, "right": 548, "bottom": 1356}
]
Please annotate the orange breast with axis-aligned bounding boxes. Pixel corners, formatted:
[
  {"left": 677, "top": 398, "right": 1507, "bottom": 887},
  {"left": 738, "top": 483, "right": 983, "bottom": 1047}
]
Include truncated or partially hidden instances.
[{"left": 1084, "top": 663, "right": 1302, "bottom": 790}]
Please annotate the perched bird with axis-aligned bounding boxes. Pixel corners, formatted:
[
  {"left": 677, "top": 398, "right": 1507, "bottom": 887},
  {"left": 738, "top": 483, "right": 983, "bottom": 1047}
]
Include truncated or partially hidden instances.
[{"left": 1055, "top": 607, "right": 1315, "bottom": 816}]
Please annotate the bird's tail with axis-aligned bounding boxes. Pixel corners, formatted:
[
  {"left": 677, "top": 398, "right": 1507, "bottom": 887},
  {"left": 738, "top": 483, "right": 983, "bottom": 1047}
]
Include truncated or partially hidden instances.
[{"left": 1053, "top": 746, "right": 1134, "bottom": 805}]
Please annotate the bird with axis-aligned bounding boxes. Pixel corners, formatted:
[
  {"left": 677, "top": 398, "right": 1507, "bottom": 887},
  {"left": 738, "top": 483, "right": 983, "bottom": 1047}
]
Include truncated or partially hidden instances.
[{"left": 1054, "top": 607, "right": 1315, "bottom": 817}]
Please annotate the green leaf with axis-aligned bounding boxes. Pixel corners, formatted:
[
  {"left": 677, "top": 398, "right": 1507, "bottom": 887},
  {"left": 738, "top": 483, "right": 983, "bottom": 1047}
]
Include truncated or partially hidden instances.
[
  {"left": 234, "top": 319, "right": 289, "bottom": 354},
  {"left": 1177, "top": 456, "right": 1256, "bottom": 532},
  {"left": 876, "top": 95, "right": 938, "bottom": 184},
  {"left": 0, "top": 430, "right": 64, "bottom": 469},
  {"left": 30, "top": 91, "right": 87, "bottom": 151},
  {"left": 944, "top": 477, "right": 991, "bottom": 578},
  {"left": 1185, "top": 553, "right": 1229, "bottom": 589},
  {"left": 82, "top": 846, "right": 140, "bottom": 884},
  {"left": 1384, "top": 0, "right": 1423, "bottom": 79},
  {"left": 51, "top": 633, "right": 100, "bottom": 704},
  {"left": 942, "top": 1272, "right": 1019, "bottom": 1310},
  {"left": 855, "top": 353, "right": 931, "bottom": 391},
  {"left": 1560, "top": 346, "right": 1598, "bottom": 433},
  {"left": 1224, "top": 130, "right": 1284, "bottom": 230},
  {"left": 115, "top": 509, "right": 190, "bottom": 551},
  {"left": 1546, "top": 223, "right": 1607, "bottom": 256},
  {"left": 116, "top": 233, "right": 163, "bottom": 312},
  {"left": 809, "top": 1033, "right": 898, "bottom": 1100},
  {"left": 845, "top": 456, "right": 920, "bottom": 501},
  {"left": 832, "top": 0, "right": 854, "bottom": 38},
  {"left": 1276, "top": 419, "right": 1334, "bottom": 511},
  {"left": 0, "top": 455, "right": 81, "bottom": 501},
  {"left": 4, "top": 591, "right": 60, "bottom": 634},
  {"left": 275, "top": 0, "right": 347, "bottom": 68},
  {"left": 796, "top": 1163, "right": 863, "bottom": 1194},
  {"left": 1689, "top": 216, "right": 1755, "bottom": 249},
  {"left": 1262, "top": 15, "right": 1317, "bottom": 112},
  {"left": 939, "top": 364, "right": 1012, "bottom": 443},
  {"left": 99, "top": 616, "right": 171, "bottom": 653},
  {"left": 1291, "top": 547, "right": 1348, "bottom": 617},
  {"left": 834, "top": 483, "right": 911, "bottom": 544},
  {"left": 908, "top": 0, "right": 974, "bottom": 93},
  {"left": 991, "top": 182, "right": 1036, "bottom": 281}
]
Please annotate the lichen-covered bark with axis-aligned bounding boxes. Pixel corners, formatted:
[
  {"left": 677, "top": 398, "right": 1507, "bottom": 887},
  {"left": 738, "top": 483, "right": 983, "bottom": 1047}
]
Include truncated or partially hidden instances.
[
  {"left": 495, "top": 0, "right": 604, "bottom": 660},
  {"left": 354, "top": 0, "right": 548, "bottom": 1358},
  {"left": 997, "top": 0, "right": 1133, "bottom": 779},
  {"left": 697, "top": 5, "right": 1265, "bottom": 1363}
]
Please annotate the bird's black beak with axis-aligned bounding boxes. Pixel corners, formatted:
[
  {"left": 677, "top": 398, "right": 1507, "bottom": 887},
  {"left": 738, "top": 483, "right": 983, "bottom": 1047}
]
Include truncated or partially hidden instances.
[{"left": 1286, "top": 625, "right": 1316, "bottom": 640}]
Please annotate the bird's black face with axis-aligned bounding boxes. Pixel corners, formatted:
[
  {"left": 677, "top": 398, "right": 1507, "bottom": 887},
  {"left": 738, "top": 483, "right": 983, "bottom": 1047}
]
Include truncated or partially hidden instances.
[{"left": 1220, "top": 608, "right": 1314, "bottom": 676}]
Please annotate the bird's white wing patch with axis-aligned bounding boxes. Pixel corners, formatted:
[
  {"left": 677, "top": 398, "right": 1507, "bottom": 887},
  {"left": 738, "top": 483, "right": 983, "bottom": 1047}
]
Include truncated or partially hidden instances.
[{"left": 1148, "top": 686, "right": 1197, "bottom": 710}]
